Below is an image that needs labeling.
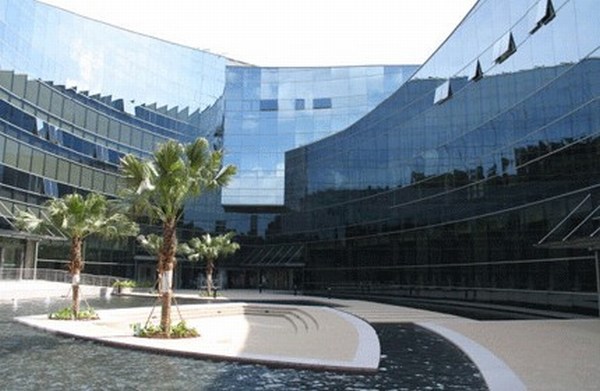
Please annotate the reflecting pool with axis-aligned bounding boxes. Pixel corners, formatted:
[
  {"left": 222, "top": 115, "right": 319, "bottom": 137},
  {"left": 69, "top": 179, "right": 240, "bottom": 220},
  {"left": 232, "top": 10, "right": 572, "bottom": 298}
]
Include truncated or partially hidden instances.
[{"left": 1, "top": 297, "right": 487, "bottom": 390}]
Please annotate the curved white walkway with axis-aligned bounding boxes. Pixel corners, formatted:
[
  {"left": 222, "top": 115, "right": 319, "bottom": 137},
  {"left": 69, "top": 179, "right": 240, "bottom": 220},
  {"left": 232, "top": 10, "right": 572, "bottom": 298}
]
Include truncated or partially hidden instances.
[{"left": 15, "top": 302, "right": 380, "bottom": 372}]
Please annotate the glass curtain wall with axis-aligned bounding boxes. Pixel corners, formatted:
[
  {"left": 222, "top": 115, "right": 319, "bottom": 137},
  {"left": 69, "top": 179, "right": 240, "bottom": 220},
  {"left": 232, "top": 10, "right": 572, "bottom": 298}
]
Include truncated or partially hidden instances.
[
  {"left": 280, "top": 0, "right": 600, "bottom": 313},
  {"left": 0, "top": 0, "right": 228, "bottom": 277},
  {"left": 222, "top": 65, "right": 417, "bottom": 207}
]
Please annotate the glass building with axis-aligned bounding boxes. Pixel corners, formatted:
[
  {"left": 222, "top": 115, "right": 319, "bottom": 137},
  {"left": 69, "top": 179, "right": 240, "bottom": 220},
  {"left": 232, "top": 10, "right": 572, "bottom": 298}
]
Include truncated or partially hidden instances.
[
  {"left": 0, "top": 1, "right": 413, "bottom": 287},
  {"left": 0, "top": 0, "right": 599, "bottom": 314}
]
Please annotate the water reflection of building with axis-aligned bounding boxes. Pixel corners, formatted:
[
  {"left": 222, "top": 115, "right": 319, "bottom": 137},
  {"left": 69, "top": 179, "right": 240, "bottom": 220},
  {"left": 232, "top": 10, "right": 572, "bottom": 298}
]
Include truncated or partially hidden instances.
[{"left": 1, "top": 0, "right": 600, "bottom": 314}]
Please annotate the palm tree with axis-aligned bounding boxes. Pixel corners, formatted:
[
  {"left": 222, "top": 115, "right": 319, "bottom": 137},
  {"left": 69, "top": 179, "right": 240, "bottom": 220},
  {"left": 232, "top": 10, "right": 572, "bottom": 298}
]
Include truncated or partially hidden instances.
[
  {"left": 16, "top": 193, "right": 138, "bottom": 316},
  {"left": 181, "top": 232, "right": 240, "bottom": 297},
  {"left": 120, "top": 138, "right": 236, "bottom": 335}
]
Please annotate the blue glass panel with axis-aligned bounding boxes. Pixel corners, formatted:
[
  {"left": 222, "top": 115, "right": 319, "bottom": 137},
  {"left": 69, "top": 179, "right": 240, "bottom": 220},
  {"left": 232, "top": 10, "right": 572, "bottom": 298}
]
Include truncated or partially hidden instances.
[
  {"left": 433, "top": 80, "right": 452, "bottom": 104},
  {"left": 42, "top": 178, "right": 59, "bottom": 197},
  {"left": 313, "top": 98, "right": 332, "bottom": 110},
  {"left": 493, "top": 32, "right": 516, "bottom": 64},
  {"left": 259, "top": 99, "right": 278, "bottom": 111}
]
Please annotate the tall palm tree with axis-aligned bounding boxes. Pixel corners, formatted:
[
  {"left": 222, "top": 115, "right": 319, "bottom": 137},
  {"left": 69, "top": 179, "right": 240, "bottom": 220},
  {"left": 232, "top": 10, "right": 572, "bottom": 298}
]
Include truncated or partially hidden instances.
[
  {"left": 120, "top": 138, "right": 236, "bottom": 335},
  {"left": 16, "top": 193, "right": 138, "bottom": 316},
  {"left": 181, "top": 232, "right": 240, "bottom": 297}
]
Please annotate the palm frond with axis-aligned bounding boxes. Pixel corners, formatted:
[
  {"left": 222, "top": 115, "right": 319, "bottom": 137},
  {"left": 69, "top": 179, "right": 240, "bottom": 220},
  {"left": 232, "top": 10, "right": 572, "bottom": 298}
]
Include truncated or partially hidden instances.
[
  {"left": 16, "top": 192, "right": 138, "bottom": 241},
  {"left": 14, "top": 211, "right": 43, "bottom": 233},
  {"left": 186, "top": 138, "right": 210, "bottom": 172},
  {"left": 137, "top": 233, "right": 163, "bottom": 255}
]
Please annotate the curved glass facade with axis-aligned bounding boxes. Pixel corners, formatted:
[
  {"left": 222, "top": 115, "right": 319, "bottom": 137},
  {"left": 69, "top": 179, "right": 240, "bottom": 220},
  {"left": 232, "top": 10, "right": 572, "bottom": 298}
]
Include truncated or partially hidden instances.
[
  {"left": 0, "top": 0, "right": 228, "bottom": 275},
  {"left": 0, "top": 1, "right": 226, "bottom": 113},
  {"left": 1, "top": 0, "right": 599, "bottom": 311},
  {"left": 222, "top": 65, "right": 417, "bottom": 207},
  {"left": 280, "top": 0, "right": 600, "bottom": 312}
]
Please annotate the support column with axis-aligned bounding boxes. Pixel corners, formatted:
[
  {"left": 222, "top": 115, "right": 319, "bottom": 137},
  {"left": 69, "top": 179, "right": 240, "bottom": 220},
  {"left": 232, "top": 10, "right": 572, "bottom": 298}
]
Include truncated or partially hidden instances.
[
  {"left": 18, "top": 249, "right": 24, "bottom": 280},
  {"left": 24, "top": 240, "right": 39, "bottom": 280},
  {"left": 33, "top": 241, "right": 39, "bottom": 280},
  {"left": 595, "top": 250, "right": 600, "bottom": 318},
  {"left": 0, "top": 247, "right": 4, "bottom": 278}
]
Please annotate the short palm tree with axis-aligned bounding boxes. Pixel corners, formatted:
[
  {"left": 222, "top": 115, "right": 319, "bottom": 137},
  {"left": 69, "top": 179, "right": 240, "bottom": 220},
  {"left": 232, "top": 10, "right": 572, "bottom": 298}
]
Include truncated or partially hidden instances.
[
  {"left": 181, "top": 232, "right": 240, "bottom": 297},
  {"left": 120, "top": 138, "right": 236, "bottom": 335},
  {"left": 137, "top": 233, "right": 163, "bottom": 256},
  {"left": 16, "top": 193, "right": 138, "bottom": 316}
]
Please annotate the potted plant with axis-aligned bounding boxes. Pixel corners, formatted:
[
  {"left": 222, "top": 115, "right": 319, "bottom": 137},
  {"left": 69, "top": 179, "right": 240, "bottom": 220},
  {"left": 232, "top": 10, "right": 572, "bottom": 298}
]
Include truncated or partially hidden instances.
[{"left": 112, "top": 279, "right": 137, "bottom": 294}]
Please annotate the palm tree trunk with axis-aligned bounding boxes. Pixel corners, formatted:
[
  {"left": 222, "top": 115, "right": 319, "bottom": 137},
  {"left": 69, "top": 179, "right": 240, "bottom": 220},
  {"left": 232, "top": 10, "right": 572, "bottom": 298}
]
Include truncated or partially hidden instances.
[
  {"left": 160, "top": 218, "right": 177, "bottom": 336},
  {"left": 160, "top": 279, "right": 172, "bottom": 335},
  {"left": 206, "top": 260, "right": 214, "bottom": 297},
  {"left": 69, "top": 236, "right": 84, "bottom": 317}
]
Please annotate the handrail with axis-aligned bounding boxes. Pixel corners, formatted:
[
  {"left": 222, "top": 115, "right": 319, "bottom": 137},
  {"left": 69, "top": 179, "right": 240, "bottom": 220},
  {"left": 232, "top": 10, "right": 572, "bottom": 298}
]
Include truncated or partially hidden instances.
[
  {"left": 309, "top": 282, "right": 598, "bottom": 313},
  {"left": 0, "top": 267, "right": 121, "bottom": 287},
  {"left": 316, "top": 282, "right": 597, "bottom": 297}
]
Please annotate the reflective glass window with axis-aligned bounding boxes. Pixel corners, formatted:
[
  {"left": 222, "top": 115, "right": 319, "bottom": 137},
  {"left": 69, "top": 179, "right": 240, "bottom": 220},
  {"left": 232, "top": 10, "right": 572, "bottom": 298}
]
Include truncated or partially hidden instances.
[
  {"left": 42, "top": 178, "right": 59, "bottom": 197},
  {"left": 62, "top": 99, "right": 75, "bottom": 123},
  {"left": 493, "top": 32, "right": 516, "bottom": 64},
  {"left": 104, "top": 173, "right": 117, "bottom": 194},
  {"left": 72, "top": 106, "right": 86, "bottom": 128},
  {"left": 313, "top": 98, "right": 332, "bottom": 109},
  {"left": 57, "top": 159, "right": 69, "bottom": 182},
  {"left": 30, "top": 151, "right": 44, "bottom": 176},
  {"left": 17, "top": 144, "right": 32, "bottom": 171},
  {"left": 92, "top": 170, "right": 104, "bottom": 192},
  {"left": 95, "top": 144, "right": 108, "bottom": 162},
  {"left": 469, "top": 60, "right": 483, "bottom": 81},
  {"left": 530, "top": 0, "right": 555, "bottom": 34},
  {"left": 260, "top": 99, "right": 278, "bottom": 111},
  {"left": 434, "top": 80, "right": 452, "bottom": 104},
  {"left": 107, "top": 120, "right": 119, "bottom": 142},
  {"left": 142, "top": 133, "right": 154, "bottom": 152},
  {"left": 25, "top": 81, "right": 39, "bottom": 104},
  {"left": 43, "top": 155, "right": 57, "bottom": 178},
  {"left": 69, "top": 163, "right": 81, "bottom": 184},
  {"left": 50, "top": 92, "right": 63, "bottom": 116},
  {"left": 80, "top": 167, "right": 92, "bottom": 189},
  {"left": 35, "top": 118, "right": 44, "bottom": 135},
  {"left": 47, "top": 125, "right": 63, "bottom": 144},
  {"left": 38, "top": 122, "right": 49, "bottom": 140},
  {"left": 97, "top": 115, "right": 109, "bottom": 137},
  {"left": 0, "top": 136, "right": 4, "bottom": 163},
  {"left": 4, "top": 138, "right": 18, "bottom": 166},
  {"left": 85, "top": 111, "right": 98, "bottom": 130}
]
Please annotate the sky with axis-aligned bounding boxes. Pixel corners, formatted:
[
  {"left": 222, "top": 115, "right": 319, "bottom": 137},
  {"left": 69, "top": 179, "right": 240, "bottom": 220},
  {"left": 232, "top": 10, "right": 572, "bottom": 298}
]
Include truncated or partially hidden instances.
[{"left": 40, "top": 0, "right": 477, "bottom": 67}]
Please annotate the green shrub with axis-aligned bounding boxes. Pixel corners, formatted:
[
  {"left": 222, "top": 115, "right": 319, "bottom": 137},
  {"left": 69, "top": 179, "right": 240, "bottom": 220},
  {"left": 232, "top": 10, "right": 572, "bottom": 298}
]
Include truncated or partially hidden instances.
[
  {"left": 171, "top": 321, "right": 199, "bottom": 338},
  {"left": 49, "top": 307, "right": 99, "bottom": 320},
  {"left": 131, "top": 321, "right": 199, "bottom": 338},
  {"left": 112, "top": 280, "right": 137, "bottom": 288},
  {"left": 198, "top": 290, "right": 221, "bottom": 297}
]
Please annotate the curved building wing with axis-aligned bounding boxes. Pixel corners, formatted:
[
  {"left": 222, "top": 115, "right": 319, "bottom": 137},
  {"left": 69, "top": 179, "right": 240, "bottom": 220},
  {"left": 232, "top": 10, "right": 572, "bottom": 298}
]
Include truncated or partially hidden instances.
[{"left": 281, "top": 0, "right": 600, "bottom": 313}]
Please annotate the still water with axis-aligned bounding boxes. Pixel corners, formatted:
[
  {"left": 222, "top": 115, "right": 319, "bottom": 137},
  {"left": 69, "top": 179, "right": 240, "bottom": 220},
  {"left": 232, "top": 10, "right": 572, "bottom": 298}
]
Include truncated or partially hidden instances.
[{"left": 0, "top": 296, "right": 487, "bottom": 390}]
